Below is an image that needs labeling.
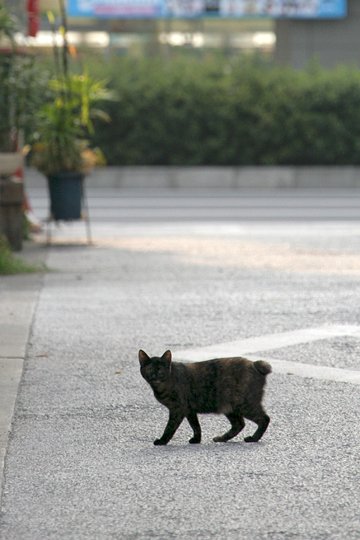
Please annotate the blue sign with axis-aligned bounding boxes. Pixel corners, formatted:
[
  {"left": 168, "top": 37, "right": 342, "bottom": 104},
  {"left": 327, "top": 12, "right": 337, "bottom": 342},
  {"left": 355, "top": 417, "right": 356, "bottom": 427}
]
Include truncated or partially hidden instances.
[
  {"left": 67, "top": 0, "right": 164, "bottom": 18},
  {"left": 67, "top": 0, "right": 347, "bottom": 19}
]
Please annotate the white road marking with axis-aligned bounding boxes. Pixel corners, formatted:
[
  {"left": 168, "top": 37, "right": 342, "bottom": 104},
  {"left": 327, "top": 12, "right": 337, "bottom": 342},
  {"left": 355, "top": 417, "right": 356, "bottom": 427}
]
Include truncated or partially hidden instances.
[
  {"left": 247, "top": 356, "right": 360, "bottom": 385},
  {"left": 173, "top": 325, "right": 360, "bottom": 385},
  {"left": 174, "top": 325, "right": 360, "bottom": 360}
]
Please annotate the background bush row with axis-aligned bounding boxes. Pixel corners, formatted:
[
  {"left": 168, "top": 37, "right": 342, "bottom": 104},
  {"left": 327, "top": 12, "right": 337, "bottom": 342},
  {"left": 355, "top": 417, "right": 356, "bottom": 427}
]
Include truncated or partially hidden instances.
[{"left": 90, "top": 56, "right": 360, "bottom": 165}]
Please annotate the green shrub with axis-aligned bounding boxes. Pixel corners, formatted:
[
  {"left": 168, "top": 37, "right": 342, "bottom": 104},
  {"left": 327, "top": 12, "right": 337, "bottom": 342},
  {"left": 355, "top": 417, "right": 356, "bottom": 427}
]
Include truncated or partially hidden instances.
[
  {"left": 90, "top": 56, "right": 360, "bottom": 165},
  {"left": 0, "top": 236, "right": 40, "bottom": 275},
  {"left": 0, "top": 5, "right": 48, "bottom": 151}
]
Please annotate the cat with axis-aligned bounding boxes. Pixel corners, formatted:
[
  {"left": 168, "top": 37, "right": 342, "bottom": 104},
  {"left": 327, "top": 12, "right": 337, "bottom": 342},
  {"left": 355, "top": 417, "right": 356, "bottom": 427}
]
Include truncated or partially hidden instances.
[{"left": 139, "top": 349, "right": 271, "bottom": 446}]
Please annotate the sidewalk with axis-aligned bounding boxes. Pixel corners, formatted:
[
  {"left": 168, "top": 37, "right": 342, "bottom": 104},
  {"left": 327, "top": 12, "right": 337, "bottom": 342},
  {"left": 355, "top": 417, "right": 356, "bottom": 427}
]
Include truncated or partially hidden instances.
[{"left": 0, "top": 242, "right": 47, "bottom": 481}]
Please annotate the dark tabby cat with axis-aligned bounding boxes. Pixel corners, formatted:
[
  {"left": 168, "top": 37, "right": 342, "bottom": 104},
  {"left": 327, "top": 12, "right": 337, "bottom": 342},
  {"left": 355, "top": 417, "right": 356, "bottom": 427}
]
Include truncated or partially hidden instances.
[{"left": 139, "top": 349, "right": 271, "bottom": 446}]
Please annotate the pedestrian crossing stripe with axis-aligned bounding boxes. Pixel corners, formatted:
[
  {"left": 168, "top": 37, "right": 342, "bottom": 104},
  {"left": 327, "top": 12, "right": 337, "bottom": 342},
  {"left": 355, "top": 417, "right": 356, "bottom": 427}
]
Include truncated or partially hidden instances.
[{"left": 173, "top": 325, "right": 360, "bottom": 385}]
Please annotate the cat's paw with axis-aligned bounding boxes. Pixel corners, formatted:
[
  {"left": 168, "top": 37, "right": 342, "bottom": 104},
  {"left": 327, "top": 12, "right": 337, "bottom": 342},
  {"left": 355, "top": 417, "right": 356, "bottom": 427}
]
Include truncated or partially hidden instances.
[
  {"left": 213, "top": 436, "right": 226, "bottom": 443},
  {"left": 189, "top": 437, "right": 201, "bottom": 444},
  {"left": 154, "top": 438, "right": 167, "bottom": 446},
  {"left": 244, "top": 436, "right": 258, "bottom": 443}
]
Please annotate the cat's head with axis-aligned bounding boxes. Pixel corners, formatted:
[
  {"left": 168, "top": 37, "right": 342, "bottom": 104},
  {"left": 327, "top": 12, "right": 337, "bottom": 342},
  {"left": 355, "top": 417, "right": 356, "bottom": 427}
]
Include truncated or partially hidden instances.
[{"left": 139, "top": 350, "right": 172, "bottom": 385}]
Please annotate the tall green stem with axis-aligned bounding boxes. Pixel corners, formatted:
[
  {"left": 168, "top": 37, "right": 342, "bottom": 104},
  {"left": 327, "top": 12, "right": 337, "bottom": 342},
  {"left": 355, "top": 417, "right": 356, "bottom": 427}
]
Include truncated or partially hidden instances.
[{"left": 58, "top": 0, "right": 69, "bottom": 80}]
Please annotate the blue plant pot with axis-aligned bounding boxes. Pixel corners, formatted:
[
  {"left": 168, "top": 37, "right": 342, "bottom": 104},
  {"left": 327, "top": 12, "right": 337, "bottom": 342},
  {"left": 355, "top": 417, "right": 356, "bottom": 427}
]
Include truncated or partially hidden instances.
[{"left": 47, "top": 171, "right": 84, "bottom": 221}]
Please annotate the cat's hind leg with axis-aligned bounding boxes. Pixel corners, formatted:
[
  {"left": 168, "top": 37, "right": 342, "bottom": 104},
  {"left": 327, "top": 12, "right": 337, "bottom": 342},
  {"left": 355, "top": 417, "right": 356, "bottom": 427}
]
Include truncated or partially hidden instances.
[
  {"left": 213, "top": 412, "right": 245, "bottom": 443},
  {"left": 187, "top": 412, "right": 201, "bottom": 444},
  {"left": 243, "top": 406, "right": 270, "bottom": 443}
]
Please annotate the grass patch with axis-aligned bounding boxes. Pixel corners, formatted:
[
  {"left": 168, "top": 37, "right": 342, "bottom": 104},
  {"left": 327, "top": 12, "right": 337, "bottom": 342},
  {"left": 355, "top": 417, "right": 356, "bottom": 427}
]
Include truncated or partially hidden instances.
[{"left": 0, "top": 236, "right": 42, "bottom": 275}]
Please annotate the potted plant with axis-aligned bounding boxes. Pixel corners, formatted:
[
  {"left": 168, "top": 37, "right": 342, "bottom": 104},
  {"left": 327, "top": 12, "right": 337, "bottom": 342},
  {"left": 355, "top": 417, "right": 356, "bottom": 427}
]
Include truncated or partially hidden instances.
[
  {"left": 0, "top": 5, "right": 45, "bottom": 249},
  {"left": 0, "top": 4, "right": 20, "bottom": 164},
  {"left": 30, "top": 2, "right": 112, "bottom": 221},
  {"left": 31, "top": 73, "right": 109, "bottom": 221},
  {"left": 0, "top": 5, "right": 42, "bottom": 167}
]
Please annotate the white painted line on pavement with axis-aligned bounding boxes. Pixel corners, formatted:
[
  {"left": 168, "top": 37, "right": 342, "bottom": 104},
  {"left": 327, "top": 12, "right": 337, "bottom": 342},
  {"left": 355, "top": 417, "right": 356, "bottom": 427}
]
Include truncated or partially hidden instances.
[
  {"left": 248, "top": 356, "right": 360, "bottom": 385},
  {"left": 173, "top": 325, "right": 360, "bottom": 361},
  {"left": 33, "top": 221, "right": 360, "bottom": 240},
  {"left": 173, "top": 325, "right": 360, "bottom": 385}
]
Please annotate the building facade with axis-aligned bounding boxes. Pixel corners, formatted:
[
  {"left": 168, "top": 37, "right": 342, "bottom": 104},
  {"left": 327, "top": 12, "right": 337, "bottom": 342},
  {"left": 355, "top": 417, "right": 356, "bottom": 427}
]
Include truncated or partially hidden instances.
[{"left": 275, "top": 0, "right": 360, "bottom": 68}]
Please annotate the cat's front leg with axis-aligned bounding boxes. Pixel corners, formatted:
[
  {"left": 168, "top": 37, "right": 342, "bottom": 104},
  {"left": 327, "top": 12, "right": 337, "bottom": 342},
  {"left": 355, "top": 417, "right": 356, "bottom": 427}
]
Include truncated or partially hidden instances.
[
  {"left": 154, "top": 411, "right": 184, "bottom": 445},
  {"left": 186, "top": 412, "right": 201, "bottom": 444}
]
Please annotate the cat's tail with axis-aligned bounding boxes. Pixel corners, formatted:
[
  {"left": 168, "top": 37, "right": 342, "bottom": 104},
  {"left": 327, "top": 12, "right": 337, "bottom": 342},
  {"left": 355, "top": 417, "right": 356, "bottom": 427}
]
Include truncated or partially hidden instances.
[{"left": 254, "top": 360, "right": 272, "bottom": 376}]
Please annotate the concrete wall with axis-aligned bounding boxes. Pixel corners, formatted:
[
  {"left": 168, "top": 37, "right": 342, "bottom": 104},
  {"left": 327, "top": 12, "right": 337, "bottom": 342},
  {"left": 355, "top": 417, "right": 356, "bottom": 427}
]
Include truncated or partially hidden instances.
[
  {"left": 275, "top": 0, "right": 360, "bottom": 69},
  {"left": 25, "top": 166, "right": 360, "bottom": 189}
]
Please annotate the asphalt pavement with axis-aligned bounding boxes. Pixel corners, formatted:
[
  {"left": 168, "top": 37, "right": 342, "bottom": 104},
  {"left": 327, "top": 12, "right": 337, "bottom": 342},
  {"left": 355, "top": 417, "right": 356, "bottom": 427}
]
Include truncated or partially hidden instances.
[{"left": 1, "top": 220, "right": 360, "bottom": 539}]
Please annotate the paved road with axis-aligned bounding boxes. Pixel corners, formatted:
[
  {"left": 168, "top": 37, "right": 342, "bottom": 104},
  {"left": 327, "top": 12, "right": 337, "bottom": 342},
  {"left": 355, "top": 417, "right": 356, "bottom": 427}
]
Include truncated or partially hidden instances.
[
  {"left": 1, "top": 222, "right": 360, "bottom": 539},
  {"left": 27, "top": 187, "right": 360, "bottom": 221}
]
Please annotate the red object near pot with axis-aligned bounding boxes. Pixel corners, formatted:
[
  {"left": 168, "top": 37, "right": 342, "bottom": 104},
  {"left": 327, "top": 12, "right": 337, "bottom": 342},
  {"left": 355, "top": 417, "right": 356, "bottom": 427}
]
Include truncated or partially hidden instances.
[{"left": 27, "top": 0, "right": 40, "bottom": 37}]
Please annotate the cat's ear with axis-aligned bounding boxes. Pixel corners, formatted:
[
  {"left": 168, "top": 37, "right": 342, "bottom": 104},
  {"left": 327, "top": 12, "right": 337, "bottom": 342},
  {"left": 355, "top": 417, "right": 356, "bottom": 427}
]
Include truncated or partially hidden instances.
[
  {"left": 139, "top": 349, "right": 150, "bottom": 367},
  {"left": 162, "top": 350, "right": 172, "bottom": 365}
]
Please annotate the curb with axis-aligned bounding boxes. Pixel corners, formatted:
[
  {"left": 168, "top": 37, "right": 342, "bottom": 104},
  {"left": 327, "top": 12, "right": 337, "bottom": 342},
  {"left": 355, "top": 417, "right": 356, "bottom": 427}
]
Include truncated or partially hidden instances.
[
  {"left": 26, "top": 165, "right": 360, "bottom": 190},
  {"left": 0, "top": 243, "right": 47, "bottom": 488}
]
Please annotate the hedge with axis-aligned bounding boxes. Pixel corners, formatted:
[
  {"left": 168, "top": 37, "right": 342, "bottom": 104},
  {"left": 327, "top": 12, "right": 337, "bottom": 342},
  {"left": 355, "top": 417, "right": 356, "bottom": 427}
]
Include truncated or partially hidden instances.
[{"left": 91, "top": 56, "right": 360, "bottom": 165}]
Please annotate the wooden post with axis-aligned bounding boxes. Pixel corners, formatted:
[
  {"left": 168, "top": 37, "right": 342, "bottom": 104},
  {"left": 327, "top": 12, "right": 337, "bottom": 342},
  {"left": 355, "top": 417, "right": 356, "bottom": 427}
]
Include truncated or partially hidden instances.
[{"left": 0, "top": 177, "right": 24, "bottom": 251}]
